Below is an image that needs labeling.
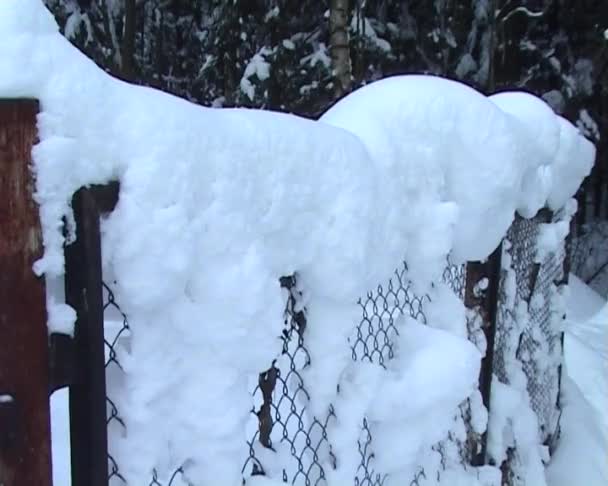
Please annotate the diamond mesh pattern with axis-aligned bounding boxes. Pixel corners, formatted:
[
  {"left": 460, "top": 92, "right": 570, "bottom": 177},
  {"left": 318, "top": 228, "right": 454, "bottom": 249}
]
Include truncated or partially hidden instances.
[
  {"left": 97, "top": 213, "right": 566, "bottom": 486},
  {"left": 103, "top": 281, "right": 128, "bottom": 485},
  {"left": 244, "top": 275, "right": 334, "bottom": 485},
  {"left": 494, "top": 211, "right": 566, "bottom": 466}
]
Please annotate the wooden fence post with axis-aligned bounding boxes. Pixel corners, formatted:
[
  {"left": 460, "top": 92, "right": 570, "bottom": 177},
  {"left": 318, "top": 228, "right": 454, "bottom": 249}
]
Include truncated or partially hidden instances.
[{"left": 0, "top": 99, "right": 52, "bottom": 486}]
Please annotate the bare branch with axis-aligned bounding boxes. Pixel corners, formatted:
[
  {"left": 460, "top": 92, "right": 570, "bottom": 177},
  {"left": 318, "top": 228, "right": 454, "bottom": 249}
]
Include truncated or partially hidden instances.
[{"left": 499, "top": 6, "right": 545, "bottom": 24}]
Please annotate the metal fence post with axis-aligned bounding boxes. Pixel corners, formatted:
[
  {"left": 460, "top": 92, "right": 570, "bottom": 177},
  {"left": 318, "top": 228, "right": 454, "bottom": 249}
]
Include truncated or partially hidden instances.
[
  {"left": 65, "top": 188, "right": 109, "bottom": 486},
  {"left": 464, "top": 245, "right": 502, "bottom": 466},
  {"left": 0, "top": 99, "right": 52, "bottom": 486}
]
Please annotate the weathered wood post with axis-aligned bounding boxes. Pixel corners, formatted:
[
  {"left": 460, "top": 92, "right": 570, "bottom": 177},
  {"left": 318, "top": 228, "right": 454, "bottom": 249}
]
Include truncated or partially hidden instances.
[{"left": 0, "top": 99, "right": 52, "bottom": 486}]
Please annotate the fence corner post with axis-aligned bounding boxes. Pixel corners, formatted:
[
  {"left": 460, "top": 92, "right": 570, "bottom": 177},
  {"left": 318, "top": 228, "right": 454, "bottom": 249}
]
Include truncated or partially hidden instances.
[{"left": 0, "top": 99, "right": 52, "bottom": 486}]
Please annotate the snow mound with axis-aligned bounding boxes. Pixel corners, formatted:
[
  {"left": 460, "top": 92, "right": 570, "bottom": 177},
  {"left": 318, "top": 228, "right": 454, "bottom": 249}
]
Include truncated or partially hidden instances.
[
  {"left": 321, "top": 76, "right": 595, "bottom": 266},
  {"left": 548, "top": 283, "right": 607, "bottom": 486}
]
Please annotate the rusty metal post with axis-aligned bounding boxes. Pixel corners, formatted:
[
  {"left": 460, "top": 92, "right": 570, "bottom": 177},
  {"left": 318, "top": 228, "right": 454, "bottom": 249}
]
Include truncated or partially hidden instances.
[
  {"left": 0, "top": 99, "right": 52, "bottom": 486},
  {"left": 465, "top": 245, "right": 502, "bottom": 466}
]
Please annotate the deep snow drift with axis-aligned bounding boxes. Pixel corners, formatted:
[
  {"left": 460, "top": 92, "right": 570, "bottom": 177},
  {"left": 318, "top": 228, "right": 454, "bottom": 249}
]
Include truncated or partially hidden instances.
[
  {"left": 0, "top": 0, "right": 597, "bottom": 484},
  {"left": 546, "top": 277, "right": 608, "bottom": 486}
]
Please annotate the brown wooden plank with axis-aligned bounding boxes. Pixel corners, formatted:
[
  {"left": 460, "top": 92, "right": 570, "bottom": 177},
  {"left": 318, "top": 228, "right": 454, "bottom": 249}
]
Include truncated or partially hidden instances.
[{"left": 0, "top": 99, "right": 52, "bottom": 486}]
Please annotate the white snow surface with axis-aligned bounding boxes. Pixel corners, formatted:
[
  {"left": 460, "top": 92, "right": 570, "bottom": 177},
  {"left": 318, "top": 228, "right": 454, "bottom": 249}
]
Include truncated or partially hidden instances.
[
  {"left": 547, "top": 279, "right": 608, "bottom": 486},
  {"left": 321, "top": 77, "right": 594, "bottom": 266},
  {"left": 0, "top": 1, "right": 597, "bottom": 484}
]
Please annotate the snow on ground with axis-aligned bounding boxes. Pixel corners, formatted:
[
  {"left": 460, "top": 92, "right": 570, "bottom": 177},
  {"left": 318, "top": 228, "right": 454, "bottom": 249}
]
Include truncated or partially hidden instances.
[
  {"left": 0, "top": 0, "right": 597, "bottom": 484},
  {"left": 546, "top": 276, "right": 608, "bottom": 486},
  {"left": 50, "top": 389, "right": 71, "bottom": 486}
]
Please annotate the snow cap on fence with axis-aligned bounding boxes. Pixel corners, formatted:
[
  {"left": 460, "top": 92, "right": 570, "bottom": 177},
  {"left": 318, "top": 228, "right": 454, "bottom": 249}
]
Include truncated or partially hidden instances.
[
  {"left": 489, "top": 91, "right": 560, "bottom": 218},
  {"left": 321, "top": 76, "right": 596, "bottom": 264},
  {"left": 490, "top": 91, "right": 595, "bottom": 215}
]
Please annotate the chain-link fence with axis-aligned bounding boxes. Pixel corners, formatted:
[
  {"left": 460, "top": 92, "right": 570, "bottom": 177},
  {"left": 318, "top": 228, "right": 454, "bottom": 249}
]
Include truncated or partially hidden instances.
[
  {"left": 570, "top": 221, "right": 608, "bottom": 297},
  {"left": 243, "top": 275, "right": 335, "bottom": 486},
  {"left": 350, "top": 262, "right": 428, "bottom": 486},
  {"left": 99, "top": 259, "right": 474, "bottom": 486},
  {"left": 242, "top": 260, "right": 473, "bottom": 486},
  {"left": 103, "top": 280, "right": 188, "bottom": 486},
  {"left": 92, "top": 207, "right": 568, "bottom": 486},
  {"left": 492, "top": 212, "right": 568, "bottom": 479}
]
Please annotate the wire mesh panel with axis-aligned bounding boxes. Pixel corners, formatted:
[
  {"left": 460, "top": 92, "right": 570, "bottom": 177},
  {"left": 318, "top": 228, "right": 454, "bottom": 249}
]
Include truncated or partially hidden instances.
[
  {"left": 103, "top": 281, "right": 129, "bottom": 485},
  {"left": 350, "top": 262, "right": 428, "bottom": 486},
  {"left": 90, "top": 207, "right": 567, "bottom": 486},
  {"left": 519, "top": 213, "right": 566, "bottom": 445},
  {"left": 349, "top": 259, "right": 473, "bottom": 486},
  {"left": 244, "top": 261, "right": 471, "bottom": 486},
  {"left": 244, "top": 275, "right": 334, "bottom": 486},
  {"left": 493, "top": 212, "right": 567, "bottom": 479},
  {"left": 103, "top": 280, "right": 188, "bottom": 486},
  {"left": 432, "top": 261, "right": 480, "bottom": 476}
]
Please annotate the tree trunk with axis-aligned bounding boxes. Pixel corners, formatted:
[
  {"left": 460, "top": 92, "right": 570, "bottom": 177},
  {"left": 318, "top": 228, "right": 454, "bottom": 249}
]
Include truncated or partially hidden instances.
[
  {"left": 122, "top": 0, "right": 137, "bottom": 81},
  {"left": 330, "top": 0, "right": 352, "bottom": 99}
]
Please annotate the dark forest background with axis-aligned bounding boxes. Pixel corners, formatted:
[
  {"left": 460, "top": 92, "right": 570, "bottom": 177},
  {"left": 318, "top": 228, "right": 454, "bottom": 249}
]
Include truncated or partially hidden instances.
[{"left": 45, "top": 0, "right": 608, "bottom": 220}]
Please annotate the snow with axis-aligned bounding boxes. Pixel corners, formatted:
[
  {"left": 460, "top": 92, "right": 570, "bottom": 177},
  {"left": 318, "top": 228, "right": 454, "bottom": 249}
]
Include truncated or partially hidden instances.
[
  {"left": 0, "top": 1, "right": 599, "bottom": 484},
  {"left": 487, "top": 379, "right": 547, "bottom": 485},
  {"left": 330, "top": 316, "right": 483, "bottom": 483},
  {"left": 320, "top": 76, "right": 594, "bottom": 271},
  {"left": 577, "top": 108, "right": 600, "bottom": 141},
  {"left": 546, "top": 376, "right": 608, "bottom": 486},
  {"left": 488, "top": 92, "right": 559, "bottom": 218},
  {"left": 51, "top": 389, "right": 71, "bottom": 486},
  {"left": 487, "top": 275, "right": 608, "bottom": 486},
  {"left": 535, "top": 220, "right": 570, "bottom": 263},
  {"left": 489, "top": 92, "right": 594, "bottom": 216},
  {"left": 546, "top": 117, "right": 595, "bottom": 211},
  {"left": 240, "top": 47, "right": 272, "bottom": 100},
  {"left": 46, "top": 297, "right": 76, "bottom": 336},
  {"left": 565, "top": 274, "right": 605, "bottom": 322},
  {"left": 562, "top": 293, "right": 607, "bottom": 426},
  {"left": 351, "top": 16, "right": 391, "bottom": 52},
  {"left": 0, "top": 394, "right": 14, "bottom": 403},
  {"left": 546, "top": 281, "right": 608, "bottom": 486}
]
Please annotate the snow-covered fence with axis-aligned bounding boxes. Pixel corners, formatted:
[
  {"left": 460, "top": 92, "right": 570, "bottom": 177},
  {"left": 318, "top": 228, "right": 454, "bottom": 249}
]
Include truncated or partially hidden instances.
[
  {"left": 0, "top": 3, "right": 598, "bottom": 483},
  {"left": 0, "top": 173, "right": 572, "bottom": 486},
  {"left": 79, "top": 192, "right": 566, "bottom": 486},
  {"left": 84, "top": 191, "right": 481, "bottom": 486},
  {"left": 489, "top": 211, "right": 571, "bottom": 484}
]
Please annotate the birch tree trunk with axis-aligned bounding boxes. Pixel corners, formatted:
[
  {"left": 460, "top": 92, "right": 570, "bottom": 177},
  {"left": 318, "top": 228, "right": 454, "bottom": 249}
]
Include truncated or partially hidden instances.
[{"left": 330, "top": 0, "right": 352, "bottom": 98}]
